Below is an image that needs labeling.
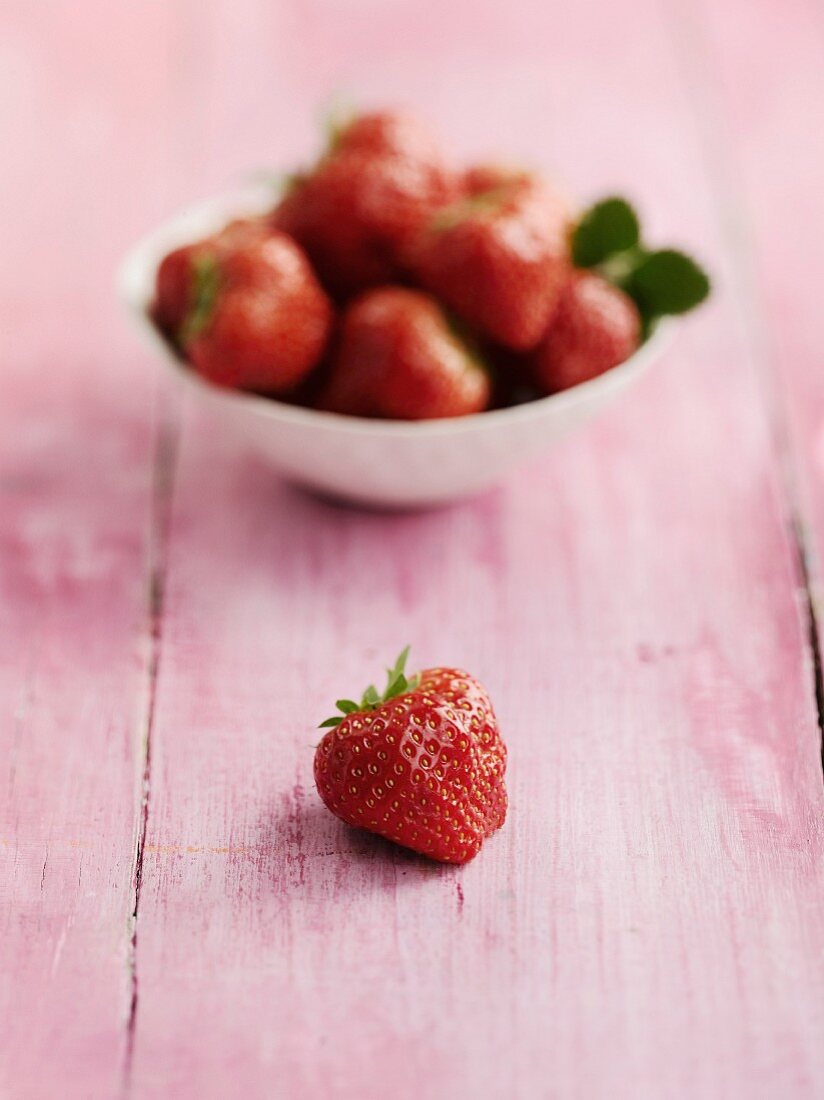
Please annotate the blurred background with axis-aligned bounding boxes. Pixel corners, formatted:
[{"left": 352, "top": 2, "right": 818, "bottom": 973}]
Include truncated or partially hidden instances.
[{"left": 3, "top": 0, "right": 822, "bottom": 544}]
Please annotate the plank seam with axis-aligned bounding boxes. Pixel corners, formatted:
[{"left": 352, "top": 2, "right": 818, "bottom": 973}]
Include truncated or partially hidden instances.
[
  {"left": 793, "top": 517, "right": 824, "bottom": 767},
  {"left": 122, "top": 401, "right": 180, "bottom": 1093},
  {"left": 664, "top": 0, "right": 824, "bottom": 772}
]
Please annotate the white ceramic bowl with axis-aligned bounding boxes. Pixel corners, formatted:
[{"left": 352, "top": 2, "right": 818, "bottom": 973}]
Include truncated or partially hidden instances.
[{"left": 119, "top": 185, "right": 671, "bottom": 508}]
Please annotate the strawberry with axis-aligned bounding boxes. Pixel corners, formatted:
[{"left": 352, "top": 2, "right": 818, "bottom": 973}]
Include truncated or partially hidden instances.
[
  {"left": 271, "top": 114, "right": 457, "bottom": 298},
  {"left": 181, "top": 232, "right": 333, "bottom": 394},
  {"left": 532, "top": 270, "right": 640, "bottom": 393},
  {"left": 153, "top": 217, "right": 272, "bottom": 339},
  {"left": 409, "top": 168, "right": 571, "bottom": 351},
  {"left": 332, "top": 108, "right": 445, "bottom": 163},
  {"left": 318, "top": 287, "right": 490, "bottom": 419},
  {"left": 314, "top": 648, "right": 507, "bottom": 864}
]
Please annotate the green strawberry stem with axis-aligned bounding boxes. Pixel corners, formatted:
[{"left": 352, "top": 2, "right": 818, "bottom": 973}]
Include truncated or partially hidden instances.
[
  {"left": 322, "top": 100, "right": 358, "bottom": 153},
  {"left": 430, "top": 185, "right": 511, "bottom": 234},
  {"left": 180, "top": 253, "right": 221, "bottom": 344},
  {"left": 319, "top": 646, "right": 420, "bottom": 728},
  {"left": 597, "top": 245, "right": 646, "bottom": 290}
]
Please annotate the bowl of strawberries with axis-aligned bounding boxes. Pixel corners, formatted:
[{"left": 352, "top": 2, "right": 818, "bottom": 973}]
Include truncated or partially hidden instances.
[{"left": 120, "top": 108, "right": 709, "bottom": 508}]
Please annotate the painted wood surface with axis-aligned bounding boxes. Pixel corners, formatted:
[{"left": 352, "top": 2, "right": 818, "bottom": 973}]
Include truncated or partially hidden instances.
[
  {"left": 2, "top": 1, "right": 824, "bottom": 1098},
  {"left": 688, "top": 0, "right": 824, "bottom": 641}
]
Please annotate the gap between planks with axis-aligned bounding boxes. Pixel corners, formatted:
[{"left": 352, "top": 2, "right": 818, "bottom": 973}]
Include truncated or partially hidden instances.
[
  {"left": 663, "top": 0, "right": 824, "bottom": 772},
  {"left": 123, "top": 392, "right": 181, "bottom": 1094}
]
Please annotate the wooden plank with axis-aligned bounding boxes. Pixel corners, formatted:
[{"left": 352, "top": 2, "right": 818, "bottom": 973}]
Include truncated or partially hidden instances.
[
  {"left": 0, "top": 348, "right": 152, "bottom": 1098},
  {"left": 680, "top": 0, "right": 824, "bottom": 665},
  {"left": 0, "top": 3, "right": 175, "bottom": 1095},
  {"left": 126, "top": 0, "right": 824, "bottom": 1096}
]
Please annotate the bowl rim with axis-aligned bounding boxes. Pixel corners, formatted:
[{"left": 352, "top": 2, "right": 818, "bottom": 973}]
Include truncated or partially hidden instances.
[{"left": 118, "top": 183, "right": 674, "bottom": 440}]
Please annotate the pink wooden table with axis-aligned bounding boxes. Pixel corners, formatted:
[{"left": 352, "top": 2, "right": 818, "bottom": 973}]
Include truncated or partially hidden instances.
[{"left": 3, "top": 1, "right": 824, "bottom": 1096}]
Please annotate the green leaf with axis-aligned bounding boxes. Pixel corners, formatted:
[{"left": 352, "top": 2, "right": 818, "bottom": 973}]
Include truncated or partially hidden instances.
[
  {"left": 626, "top": 249, "right": 711, "bottom": 317},
  {"left": 362, "top": 685, "right": 380, "bottom": 707},
  {"left": 319, "top": 647, "right": 419, "bottom": 729},
  {"left": 384, "top": 673, "right": 409, "bottom": 700},
  {"left": 572, "top": 197, "right": 641, "bottom": 268},
  {"left": 387, "top": 646, "right": 411, "bottom": 683}
]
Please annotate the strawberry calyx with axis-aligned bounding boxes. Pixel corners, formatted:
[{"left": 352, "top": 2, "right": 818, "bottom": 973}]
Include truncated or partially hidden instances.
[
  {"left": 323, "top": 103, "right": 358, "bottom": 154},
  {"left": 430, "top": 184, "right": 512, "bottom": 233},
  {"left": 319, "top": 645, "right": 421, "bottom": 728},
  {"left": 571, "top": 196, "right": 711, "bottom": 329},
  {"left": 180, "top": 252, "right": 222, "bottom": 344}
]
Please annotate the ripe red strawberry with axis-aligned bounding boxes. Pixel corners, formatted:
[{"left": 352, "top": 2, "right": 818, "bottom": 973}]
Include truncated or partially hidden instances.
[
  {"left": 409, "top": 168, "right": 571, "bottom": 351},
  {"left": 332, "top": 108, "right": 445, "bottom": 163},
  {"left": 271, "top": 117, "right": 457, "bottom": 298},
  {"left": 153, "top": 217, "right": 272, "bottom": 339},
  {"left": 318, "top": 286, "right": 490, "bottom": 419},
  {"left": 532, "top": 270, "right": 640, "bottom": 392},
  {"left": 314, "top": 648, "right": 507, "bottom": 864},
  {"left": 181, "top": 232, "right": 333, "bottom": 394}
]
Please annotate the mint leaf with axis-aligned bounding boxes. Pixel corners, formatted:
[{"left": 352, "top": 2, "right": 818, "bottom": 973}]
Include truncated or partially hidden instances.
[
  {"left": 626, "top": 249, "right": 710, "bottom": 316},
  {"left": 573, "top": 198, "right": 640, "bottom": 268}
]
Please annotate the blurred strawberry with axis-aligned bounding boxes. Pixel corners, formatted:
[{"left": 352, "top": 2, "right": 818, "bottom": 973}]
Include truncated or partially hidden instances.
[
  {"left": 332, "top": 108, "right": 445, "bottom": 163},
  {"left": 152, "top": 217, "right": 271, "bottom": 339},
  {"left": 409, "top": 168, "right": 571, "bottom": 351},
  {"left": 271, "top": 111, "right": 457, "bottom": 298},
  {"left": 532, "top": 270, "right": 640, "bottom": 392},
  {"left": 319, "top": 286, "right": 490, "bottom": 420},
  {"left": 181, "top": 232, "right": 333, "bottom": 394}
]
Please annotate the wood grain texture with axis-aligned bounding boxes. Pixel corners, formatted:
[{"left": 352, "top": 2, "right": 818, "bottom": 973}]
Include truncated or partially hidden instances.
[
  {"left": 2, "top": 0, "right": 824, "bottom": 1097},
  {"left": 0, "top": 338, "right": 150, "bottom": 1099},
  {"left": 682, "top": 0, "right": 824, "bottom": 658},
  {"left": 0, "top": 4, "right": 174, "bottom": 1096},
  {"left": 126, "top": 0, "right": 824, "bottom": 1097}
]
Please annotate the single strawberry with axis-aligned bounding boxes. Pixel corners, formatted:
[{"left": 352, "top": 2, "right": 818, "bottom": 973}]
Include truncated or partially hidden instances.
[
  {"left": 532, "top": 270, "right": 640, "bottom": 393},
  {"left": 409, "top": 168, "right": 571, "bottom": 351},
  {"left": 271, "top": 123, "right": 457, "bottom": 298},
  {"left": 314, "top": 648, "right": 507, "bottom": 864},
  {"left": 318, "top": 286, "right": 490, "bottom": 419},
  {"left": 152, "top": 217, "right": 272, "bottom": 339},
  {"left": 181, "top": 232, "right": 333, "bottom": 394},
  {"left": 332, "top": 108, "right": 445, "bottom": 164}
]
